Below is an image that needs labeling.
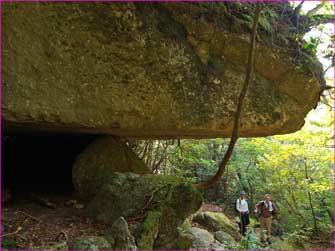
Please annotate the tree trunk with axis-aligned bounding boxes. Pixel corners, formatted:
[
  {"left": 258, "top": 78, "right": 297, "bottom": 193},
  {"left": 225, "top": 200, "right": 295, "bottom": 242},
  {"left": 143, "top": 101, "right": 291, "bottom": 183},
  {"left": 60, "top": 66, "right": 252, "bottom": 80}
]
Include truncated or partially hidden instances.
[
  {"left": 304, "top": 159, "right": 318, "bottom": 232},
  {"left": 196, "top": 4, "right": 262, "bottom": 189}
]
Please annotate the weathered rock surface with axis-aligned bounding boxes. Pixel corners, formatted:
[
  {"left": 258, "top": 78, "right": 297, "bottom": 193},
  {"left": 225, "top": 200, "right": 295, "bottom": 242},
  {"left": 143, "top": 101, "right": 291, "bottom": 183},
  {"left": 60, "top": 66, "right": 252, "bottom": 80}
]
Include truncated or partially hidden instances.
[
  {"left": 84, "top": 172, "right": 202, "bottom": 249},
  {"left": 3, "top": 2, "right": 323, "bottom": 138},
  {"left": 214, "top": 230, "right": 236, "bottom": 243},
  {"left": 31, "top": 242, "right": 68, "bottom": 250},
  {"left": 211, "top": 241, "right": 227, "bottom": 250},
  {"left": 72, "top": 136, "right": 150, "bottom": 199},
  {"left": 193, "top": 211, "right": 241, "bottom": 240},
  {"left": 105, "top": 217, "right": 137, "bottom": 250},
  {"left": 67, "top": 236, "right": 111, "bottom": 250},
  {"left": 187, "top": 227, "right": 215, "bottom": 250}
]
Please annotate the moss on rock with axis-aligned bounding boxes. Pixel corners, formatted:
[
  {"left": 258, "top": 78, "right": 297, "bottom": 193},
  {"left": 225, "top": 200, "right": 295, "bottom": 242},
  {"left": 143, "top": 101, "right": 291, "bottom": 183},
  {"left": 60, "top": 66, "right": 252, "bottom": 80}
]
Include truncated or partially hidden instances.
[
  {"left": 186, "top": 227, "right": 215, "bottom": 250},
  {"left": 29, "top": 242, "right": 68, "bottom": 250},
  {"left": 193, "top": 212, "right": 241, "bottom": 240},
  {"left": 138, "top": 211, "right": 161, "bottom": 250},
  {"left": 72, "top": 136, "right": 150, "bottom": 200},
  {"left": 67, "top": 236, "right": 111, "bottom": 250},
  {"left": 104, "top": 217, "right": 137, "bottom": 250},
  {"left": 86, "top": 172, "right": 203, "bottom": 249}
]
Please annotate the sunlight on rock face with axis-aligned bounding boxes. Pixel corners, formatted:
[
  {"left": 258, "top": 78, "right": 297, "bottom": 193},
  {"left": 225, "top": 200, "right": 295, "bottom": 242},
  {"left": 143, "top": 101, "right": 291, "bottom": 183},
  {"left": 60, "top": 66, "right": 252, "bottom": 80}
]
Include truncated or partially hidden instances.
[{"left": 2, "top": 2, "right": 323, "bottom": 139}]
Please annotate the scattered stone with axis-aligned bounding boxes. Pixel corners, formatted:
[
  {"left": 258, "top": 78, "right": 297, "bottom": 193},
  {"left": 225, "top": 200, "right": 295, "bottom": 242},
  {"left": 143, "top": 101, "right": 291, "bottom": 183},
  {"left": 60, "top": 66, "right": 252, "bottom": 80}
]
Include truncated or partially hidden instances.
[
  {"left": 29, "top": 193, "right": 57, "bottom": 209},
  {"left": 31, "top": 242, "right": 68, "bottom": 250},
  {"left": 214, "top": 230, "right": 236, "bottom": 243},
  {"left": 210, "top": 240, "right": 226, "bottom": 250},
  {"left": 186, "top": 227, "right": 215, "bottom": 250},
  {"left": 65, "top": 200, "right": 78, "bottom": 206},
  {"left": 67, "top": 236, "right": 111, "bottom": 250},
  {"left": 73, "top": 203, "right": 85, "bottom": 209},
  {"left": 105, "top": 217, "right": 137, "bottom": 250},
  {"left": 193, "top": 212, "right": 240, "bottom": 240},
  {"left": 173, "top": 232, "right": 194, "bottom": 250}
]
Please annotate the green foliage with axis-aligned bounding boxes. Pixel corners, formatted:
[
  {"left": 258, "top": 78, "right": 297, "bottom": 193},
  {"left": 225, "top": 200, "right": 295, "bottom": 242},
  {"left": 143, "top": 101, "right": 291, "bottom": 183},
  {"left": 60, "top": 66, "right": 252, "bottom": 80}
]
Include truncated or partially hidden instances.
[
  {"left": 224, "top": 231, "right": 264, "bottom": 250},
  {"left": 1, "top": 239, "right": 18, "bottom": 250},
  {"left": 303, "top": 37, "right": 320, "bottom": 53},
  {"left": 242, "top": 231, "right": 264, "bottom": 250},
  {"left": 131, "top": 108, "right": 333, "bottom": 239},
  {"left": 129, "top": 2, "right": 334, "bottom": 240},
  {"left": 287, "top": 228, "right": 312, "bottom": 243}
]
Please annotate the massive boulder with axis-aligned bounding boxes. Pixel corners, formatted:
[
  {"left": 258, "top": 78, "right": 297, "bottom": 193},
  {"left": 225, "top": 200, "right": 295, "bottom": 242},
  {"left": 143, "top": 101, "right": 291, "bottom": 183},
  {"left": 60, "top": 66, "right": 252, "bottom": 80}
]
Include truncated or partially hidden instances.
[
  {"left": 72, "top": 136, "right": 150, "bottom": 199},
  {"left": 85, "top": 172, "right": 203, "bottom": 249},
  {"left": 71, "top": 135, "right": 203, "bottom": 249},
  {"left": 2, "top": 2, "right": 323, "bottom": 138}
]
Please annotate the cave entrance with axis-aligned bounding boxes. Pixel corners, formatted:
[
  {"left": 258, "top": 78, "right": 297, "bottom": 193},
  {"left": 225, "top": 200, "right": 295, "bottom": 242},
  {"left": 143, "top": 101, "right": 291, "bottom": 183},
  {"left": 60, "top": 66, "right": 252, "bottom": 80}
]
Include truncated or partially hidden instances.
[
  {"left": 1, "top": 134, "right": 109, "bottom": 250},
  {"left": 2, "top": 134, "right": 96, "bottom": 195}
]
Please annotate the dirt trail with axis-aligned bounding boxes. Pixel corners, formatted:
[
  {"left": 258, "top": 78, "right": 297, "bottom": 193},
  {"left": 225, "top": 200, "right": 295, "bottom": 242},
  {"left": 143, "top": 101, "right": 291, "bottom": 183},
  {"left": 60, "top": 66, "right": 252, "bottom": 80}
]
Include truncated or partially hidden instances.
[{"left": 1, "top": 192, "right": 107, "bottom": 249}]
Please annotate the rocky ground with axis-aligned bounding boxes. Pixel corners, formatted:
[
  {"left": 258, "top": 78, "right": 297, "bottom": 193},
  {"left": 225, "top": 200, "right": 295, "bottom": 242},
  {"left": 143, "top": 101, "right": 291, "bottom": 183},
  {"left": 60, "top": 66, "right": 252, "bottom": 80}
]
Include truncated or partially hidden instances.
[
  {"left": 1, "top": 191, "right": 333, "bottom": 250},
  {"left": 1, "top": 192, "right": 233, "bottom": 250}
]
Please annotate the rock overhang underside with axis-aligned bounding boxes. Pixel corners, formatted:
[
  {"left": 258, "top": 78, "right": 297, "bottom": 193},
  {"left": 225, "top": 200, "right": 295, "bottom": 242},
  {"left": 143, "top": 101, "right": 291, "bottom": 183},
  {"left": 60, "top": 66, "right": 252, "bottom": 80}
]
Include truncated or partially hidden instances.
[{"left": 2, "top": 2, "right": 324, "bottom": 139}]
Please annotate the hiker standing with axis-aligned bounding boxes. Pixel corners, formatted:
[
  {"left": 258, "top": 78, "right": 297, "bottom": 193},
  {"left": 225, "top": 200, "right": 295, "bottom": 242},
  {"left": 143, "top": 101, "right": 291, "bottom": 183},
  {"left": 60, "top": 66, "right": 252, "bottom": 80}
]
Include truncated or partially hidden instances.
[
  {"left": 254, "top": 194, "right": 278, "bottom": 241},
  {"left": 236, "top": 191, "right": 250, "bottom": 235}
]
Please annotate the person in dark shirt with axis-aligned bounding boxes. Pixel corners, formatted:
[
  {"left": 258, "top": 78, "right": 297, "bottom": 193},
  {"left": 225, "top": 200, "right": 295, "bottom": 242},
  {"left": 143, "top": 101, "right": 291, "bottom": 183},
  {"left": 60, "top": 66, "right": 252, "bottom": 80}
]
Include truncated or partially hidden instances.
[{"left": 254, "top": 194, "right": 278, "bottom": 241}]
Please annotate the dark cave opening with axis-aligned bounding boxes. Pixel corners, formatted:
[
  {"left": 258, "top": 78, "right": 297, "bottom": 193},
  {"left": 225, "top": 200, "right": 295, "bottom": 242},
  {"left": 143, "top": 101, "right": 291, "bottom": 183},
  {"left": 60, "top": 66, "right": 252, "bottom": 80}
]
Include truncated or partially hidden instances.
[{"left": 1, "top": 134, "right": 96, "bottom": 194}]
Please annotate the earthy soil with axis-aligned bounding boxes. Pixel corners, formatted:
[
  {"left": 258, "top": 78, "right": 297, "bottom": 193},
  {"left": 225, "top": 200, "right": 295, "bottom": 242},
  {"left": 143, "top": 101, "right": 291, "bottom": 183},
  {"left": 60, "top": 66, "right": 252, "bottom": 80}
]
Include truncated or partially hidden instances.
[{"left": 1, "top": 191, "right": 107, "bottom": 250}]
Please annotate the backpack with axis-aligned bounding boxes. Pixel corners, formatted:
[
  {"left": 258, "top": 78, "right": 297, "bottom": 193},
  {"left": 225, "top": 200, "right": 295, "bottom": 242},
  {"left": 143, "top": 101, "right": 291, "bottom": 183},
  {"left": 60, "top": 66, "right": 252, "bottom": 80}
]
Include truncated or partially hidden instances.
[{"left": 234, "top": 198, "right": 240, "bottom": 213}]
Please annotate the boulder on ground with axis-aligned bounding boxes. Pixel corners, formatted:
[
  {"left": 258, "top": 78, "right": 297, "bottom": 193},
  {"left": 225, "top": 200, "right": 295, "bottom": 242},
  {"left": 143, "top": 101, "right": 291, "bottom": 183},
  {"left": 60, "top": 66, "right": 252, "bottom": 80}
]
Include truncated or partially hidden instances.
[
  {"left": 86, "top": 172, "right": 203, "bottom": 249},
  {"left": 186, "top": 227, "right": 215, "bottom": 250},
  {"left": 214, "top": 230, "right": 236, "bottom": 243},
  {"left": 105, "top": 217, "right": 137, "bottom": 250},
  {"left": 211, "top": 240, "right": 227, "bottom": 250},
  {"left": 193, "top": 212, "right": 241, "bottom": 240},
  {"left": 67, "top": 236, "right": 111, "bottom": 250},
  {"left": 172, "top": 232, "right": 194, "bottom": 250},
  {"left": 72, "top": 136, "right": 150, "bottom": 200}
]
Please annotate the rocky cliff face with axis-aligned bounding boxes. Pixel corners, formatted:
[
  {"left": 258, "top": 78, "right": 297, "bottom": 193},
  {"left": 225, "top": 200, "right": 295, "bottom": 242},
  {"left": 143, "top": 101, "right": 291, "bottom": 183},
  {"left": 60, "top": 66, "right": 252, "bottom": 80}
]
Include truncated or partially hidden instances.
[{"left": 2, "top": 2, "right": 323, "bottom": 138}]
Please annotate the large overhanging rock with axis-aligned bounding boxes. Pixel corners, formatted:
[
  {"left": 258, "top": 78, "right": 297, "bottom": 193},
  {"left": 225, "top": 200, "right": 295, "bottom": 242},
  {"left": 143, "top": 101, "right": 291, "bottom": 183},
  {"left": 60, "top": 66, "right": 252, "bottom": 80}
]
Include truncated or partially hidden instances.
[{"left": 2, "top": 2, "right": 323, "bottom": 138}]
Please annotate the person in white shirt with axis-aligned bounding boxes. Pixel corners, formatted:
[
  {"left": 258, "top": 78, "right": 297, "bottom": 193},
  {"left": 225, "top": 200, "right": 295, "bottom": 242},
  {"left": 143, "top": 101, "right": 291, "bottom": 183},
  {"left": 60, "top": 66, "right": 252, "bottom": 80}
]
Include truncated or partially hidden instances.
[{"left": 236, "top": 191, "right": 250, "bottom": 235}]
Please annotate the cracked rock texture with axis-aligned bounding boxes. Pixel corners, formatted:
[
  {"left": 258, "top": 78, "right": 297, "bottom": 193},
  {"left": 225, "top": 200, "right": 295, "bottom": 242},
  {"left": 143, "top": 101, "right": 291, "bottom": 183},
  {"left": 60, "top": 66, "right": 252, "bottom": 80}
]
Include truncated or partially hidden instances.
[{"left": 2, "top": 2, "right": 323, "bottom": 138}]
